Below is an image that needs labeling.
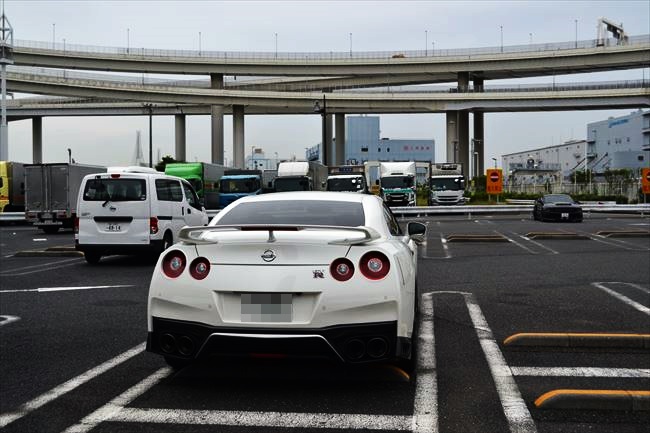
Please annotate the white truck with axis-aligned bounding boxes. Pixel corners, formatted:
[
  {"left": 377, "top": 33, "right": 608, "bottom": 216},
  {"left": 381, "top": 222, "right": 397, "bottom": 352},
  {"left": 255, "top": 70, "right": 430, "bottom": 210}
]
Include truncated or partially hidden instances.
[
  {"left": 429, "top": 163, "right": 466, "bottom": 205},
  {"left": 326, "top": 165, "right": 367, "bottom": 193},
  {"left": 274, "top": 161, "right": 328, "bottom": 192},
  {"left": 379, "top": 161, "right": 417, "bottom": 207},
  {"left": 25, "top": 163, "right": 106, "bottom": 233}
]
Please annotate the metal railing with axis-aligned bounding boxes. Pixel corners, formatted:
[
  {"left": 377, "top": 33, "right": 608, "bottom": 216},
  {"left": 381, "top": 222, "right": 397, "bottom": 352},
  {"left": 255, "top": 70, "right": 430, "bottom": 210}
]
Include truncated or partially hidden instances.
[
  {"left": 12, "top": 34, "right": 650, "bottom": 61},
  {"left": 3, "top": 204, "right": 648, "bottom": 223}
]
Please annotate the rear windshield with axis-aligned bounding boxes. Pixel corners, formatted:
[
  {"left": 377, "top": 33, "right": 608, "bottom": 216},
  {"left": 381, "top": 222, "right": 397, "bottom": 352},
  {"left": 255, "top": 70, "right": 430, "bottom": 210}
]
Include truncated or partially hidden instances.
[
  {"left": 215, "top": 200, "right": 365, "bottom": 227},
  {"left": 83, "top": 179, "right": 146, "bottom": 201}
]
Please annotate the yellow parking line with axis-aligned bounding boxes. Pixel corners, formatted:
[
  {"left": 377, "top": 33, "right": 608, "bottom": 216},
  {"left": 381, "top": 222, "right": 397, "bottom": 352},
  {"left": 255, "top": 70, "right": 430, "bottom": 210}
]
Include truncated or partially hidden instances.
[{"left": 503, "top": 332, "right": 650, "bottom": 348}]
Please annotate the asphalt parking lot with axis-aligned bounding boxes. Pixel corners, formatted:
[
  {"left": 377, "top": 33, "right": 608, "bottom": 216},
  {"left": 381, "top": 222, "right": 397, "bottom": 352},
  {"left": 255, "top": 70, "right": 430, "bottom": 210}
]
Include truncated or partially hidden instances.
[{"left": 1, "top": 213, "right": 649, "bottom": 433}]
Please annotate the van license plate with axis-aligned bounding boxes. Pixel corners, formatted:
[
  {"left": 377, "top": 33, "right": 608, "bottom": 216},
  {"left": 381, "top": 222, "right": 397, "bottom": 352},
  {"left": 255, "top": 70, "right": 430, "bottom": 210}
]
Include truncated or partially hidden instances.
[
  {"left": 106, "top": 224, "right": 121, "bottom": 232},
  {"left": 561, "top": 213, "right": 569, "bottom": 219}
]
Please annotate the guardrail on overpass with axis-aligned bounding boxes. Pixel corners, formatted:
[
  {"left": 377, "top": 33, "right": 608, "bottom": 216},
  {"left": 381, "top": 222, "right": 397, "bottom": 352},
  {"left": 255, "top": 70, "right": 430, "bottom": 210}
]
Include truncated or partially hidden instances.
[{"left": 2, "top": 204, "right": 649, "bottom": 223}]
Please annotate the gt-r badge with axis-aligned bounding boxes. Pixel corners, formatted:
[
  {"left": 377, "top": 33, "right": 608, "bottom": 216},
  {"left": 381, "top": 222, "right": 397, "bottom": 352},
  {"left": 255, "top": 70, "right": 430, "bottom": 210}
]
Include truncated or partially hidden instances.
[
  {"left": 261, "top": 249, "right": 276, "bottom": 262},
  {"left": 313, "top": 270, "right": 325, "bottom": 279}
]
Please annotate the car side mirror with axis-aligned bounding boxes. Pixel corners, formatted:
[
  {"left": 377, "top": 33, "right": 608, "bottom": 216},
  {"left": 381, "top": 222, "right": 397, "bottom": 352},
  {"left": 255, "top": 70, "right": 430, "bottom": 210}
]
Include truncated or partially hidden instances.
[{"left": 407, "top": 222, "right": 426, "bottom": 244}]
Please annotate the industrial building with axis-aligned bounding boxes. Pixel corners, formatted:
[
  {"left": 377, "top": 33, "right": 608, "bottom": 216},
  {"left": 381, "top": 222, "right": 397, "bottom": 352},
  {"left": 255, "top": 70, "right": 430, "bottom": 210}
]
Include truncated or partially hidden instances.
[
  {"left": 502, "top": 110, "right": 649, "bottom": 185},
  {"left": 306, "top": 115, "right": 435, "bottom": 164}
]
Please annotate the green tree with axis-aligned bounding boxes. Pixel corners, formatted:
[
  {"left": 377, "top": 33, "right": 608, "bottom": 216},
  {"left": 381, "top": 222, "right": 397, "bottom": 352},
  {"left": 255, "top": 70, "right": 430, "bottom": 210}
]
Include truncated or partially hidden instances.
[{"left": 155, "top": 155, "right": 183, "bottom": 172}]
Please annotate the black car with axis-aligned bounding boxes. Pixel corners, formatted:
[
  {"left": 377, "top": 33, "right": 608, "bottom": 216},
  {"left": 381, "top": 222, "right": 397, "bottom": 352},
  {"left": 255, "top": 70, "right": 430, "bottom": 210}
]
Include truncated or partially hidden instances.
[{"left": 533, "top": 194, "right": 583, "bottom": 222}]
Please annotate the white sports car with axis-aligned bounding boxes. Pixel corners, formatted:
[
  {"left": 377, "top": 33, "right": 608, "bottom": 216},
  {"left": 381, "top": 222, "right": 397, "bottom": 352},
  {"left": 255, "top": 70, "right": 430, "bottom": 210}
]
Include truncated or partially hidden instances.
[{"left": 146, "top": 191, "right": 426, "bottom": 373}]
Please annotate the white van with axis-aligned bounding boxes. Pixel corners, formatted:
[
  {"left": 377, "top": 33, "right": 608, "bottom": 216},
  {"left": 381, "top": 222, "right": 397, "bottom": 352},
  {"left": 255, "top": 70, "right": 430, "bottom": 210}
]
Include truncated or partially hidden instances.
[{"left": 75, "top": 167, "right": 208, "bottom": 264}]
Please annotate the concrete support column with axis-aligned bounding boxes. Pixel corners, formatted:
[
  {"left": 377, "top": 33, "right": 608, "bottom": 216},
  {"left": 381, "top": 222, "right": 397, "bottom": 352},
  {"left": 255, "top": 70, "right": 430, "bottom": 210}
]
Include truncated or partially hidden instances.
[
  {"left": 446, "top": 111, "right": 458, "bottom": 163},
  {"left": 473, "top": 78, "right": 485, "bottom": 178},
  {"left": 174, "top": 114, "right": 186, "bottom": 162},
  {"left": 32, "top": 116, "right": 42, "bottom": 163},
  {"left": 325, "top": 114, "right": 333, "bottom": 166},
  {"left": 335, "top": 113, "right": 345, "bottom": 165},
  {"left": 232, "top": 105, "right": 245, "bottom": 169},
  {"left": 458, "top": 110, "right": 469, "bottom": 178},
  {"left": 457, "top": 71, "right": 470, "bottom": 92},
  {"left": 210, "top": 73, "right": 224, "bottom": 165},
  {"left": 446, "top": 110, "right": 469, "bottom": 178}
]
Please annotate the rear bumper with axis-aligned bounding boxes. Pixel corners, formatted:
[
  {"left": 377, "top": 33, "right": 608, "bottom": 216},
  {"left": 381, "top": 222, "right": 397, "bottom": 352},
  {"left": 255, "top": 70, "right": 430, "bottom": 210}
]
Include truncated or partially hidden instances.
[
  {"left": 75, "top": 240, "right": 163, "bottom": 256},
  {"left": 147, "top": 317, "right": 411, "bottom": 365}
]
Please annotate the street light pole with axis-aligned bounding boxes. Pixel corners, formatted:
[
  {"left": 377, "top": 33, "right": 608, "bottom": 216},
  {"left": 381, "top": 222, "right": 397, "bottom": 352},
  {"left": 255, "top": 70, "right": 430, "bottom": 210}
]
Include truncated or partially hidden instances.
[
  {"left": 313, "top": 96, "right": 327, "bottom": 165},
  {"left": 425, "top": 30, "right": 428, "bottom": 55},
  {"left": 274, "top": 32, "right": 278, "bottom": 59},
  {"left": 52, "top": 23, "right": 55, "bottom": 49},
  {"left": 145, "top": 104, "right": 153, "bottom": 168},
  {"left": 574, "top": 19, "right": 578, "bottom": 48},
  {"left": 198, "top": 31, "right": 201, "bottom": 56},
  {"left": 349, "top": 32, "right": 352, "bottom": 57},
  {"left": 127, "top": 28, "right": 130, "bottom": 53},
  {"left": 500, "top": 25, "right": 503, "bottom": 53},
  {"left": 492, "top": 157, "right": 497, "bottom": 169}
]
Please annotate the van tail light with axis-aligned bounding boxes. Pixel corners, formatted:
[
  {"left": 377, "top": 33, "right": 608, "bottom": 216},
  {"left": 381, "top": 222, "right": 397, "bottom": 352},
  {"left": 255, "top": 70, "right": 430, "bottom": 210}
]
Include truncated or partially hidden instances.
[
  {"left": 74, "top": 216, "right": 79, "bottom": 234},
  {"left": 359, "top": 251, "right": 390, "bottom": 280},
  {"left": 189, "top": 257, "right": 211, "bottom": 280},
  {"left": 150, "top": 217, "right": 159, "bottom": 234},
  {"left": 330, "top": 258, "right": 354, "bottom": 282},
  {"left": 162, "top": 250, "right": 186, "bottom": 278}
]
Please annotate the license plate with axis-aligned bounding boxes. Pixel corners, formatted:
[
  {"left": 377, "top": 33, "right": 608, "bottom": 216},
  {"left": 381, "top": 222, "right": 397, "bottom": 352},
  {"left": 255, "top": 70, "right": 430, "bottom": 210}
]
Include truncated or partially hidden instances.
[
  {"left": 561, "top": 213, "right": 569, "bottom": 219},
  {"left": 241, "top": 293, "right": 292, "bottom": 322},
  {"left": 105, "top": 223, "right": 121, "bottom": 232}
]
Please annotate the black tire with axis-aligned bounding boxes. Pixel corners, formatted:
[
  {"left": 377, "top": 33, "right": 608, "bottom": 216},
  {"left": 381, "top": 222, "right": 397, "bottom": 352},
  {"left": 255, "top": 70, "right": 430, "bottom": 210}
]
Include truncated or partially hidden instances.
[
  {"left": 395, "top": 285, "right": 419, "bottom": 381},
  {"left": 41, "top": 226, "right": 59, "bottom": 234},
  {"left": 161, "top": 232, "right": 173, "bottom": 252},
  {"left": 84, "top": 252, "right": 101, "bottom": 265},
  {"left": 164, "top": 356, "right": 191, "bottom": 371}
]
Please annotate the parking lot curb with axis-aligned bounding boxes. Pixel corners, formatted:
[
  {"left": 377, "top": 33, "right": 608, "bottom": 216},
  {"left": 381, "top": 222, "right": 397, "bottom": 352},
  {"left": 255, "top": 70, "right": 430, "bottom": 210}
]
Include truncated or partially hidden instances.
[
  {"left": 596, "top": 230, "right": 650, "bottom": 238},
  {"left": 445, "top": 234, "right": 509, "bottom": 243},
  {"left": 503, "top": 333, "right": 650, "bottom": 349},
  {"left": 525, "top": 232, "right": 590, "bottom": 240},
  {"left": 535, "top": 389, "right": 650, "bottom": 411}
]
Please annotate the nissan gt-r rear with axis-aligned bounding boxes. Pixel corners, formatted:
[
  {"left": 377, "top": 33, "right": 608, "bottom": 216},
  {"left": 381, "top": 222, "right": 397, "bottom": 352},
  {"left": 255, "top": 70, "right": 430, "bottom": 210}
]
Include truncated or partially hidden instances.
[{"left": 146, "top": 192, "right": 425, "bottom": 375}]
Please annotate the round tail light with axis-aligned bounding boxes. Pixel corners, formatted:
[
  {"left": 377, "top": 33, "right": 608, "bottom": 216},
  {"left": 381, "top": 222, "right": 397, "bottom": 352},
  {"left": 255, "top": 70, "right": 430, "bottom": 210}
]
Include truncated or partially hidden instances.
[
  {"left": 189, "top": 257, "right": 211, "bottom": 280},
  {"left": 359, "top": 251, "right": 390, "bottom": 280},
  {"left": 162, "top": 250, "right": 186, "bottom": 278},
  {"left": 330, "top": 258, "right": 354, "bottom": 282}
]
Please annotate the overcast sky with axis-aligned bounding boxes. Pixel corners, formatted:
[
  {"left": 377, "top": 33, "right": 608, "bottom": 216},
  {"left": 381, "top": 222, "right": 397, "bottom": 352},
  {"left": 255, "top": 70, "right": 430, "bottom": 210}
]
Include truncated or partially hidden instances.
[{"left": 4, "top": 0, "right": 650, "bottom": 167}]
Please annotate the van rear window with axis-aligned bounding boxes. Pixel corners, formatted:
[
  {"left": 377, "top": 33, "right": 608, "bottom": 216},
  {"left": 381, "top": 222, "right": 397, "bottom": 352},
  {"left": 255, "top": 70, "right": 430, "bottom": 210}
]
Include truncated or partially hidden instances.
[{"left": 83, "top": 179, "right": 146, "bottom": 201}]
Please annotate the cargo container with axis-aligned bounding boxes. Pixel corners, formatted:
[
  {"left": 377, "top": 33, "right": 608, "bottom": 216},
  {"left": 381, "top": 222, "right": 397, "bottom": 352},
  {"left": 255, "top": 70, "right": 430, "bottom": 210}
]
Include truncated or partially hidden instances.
[
  {"left": 25, "top": 163, "right": 106, "bottom": 233},
  {"left": 275, "top": 161, "right": 328, "bottom": 192},
  {"left": 0, "top": 161, "right": 25, "bottom": 212}
]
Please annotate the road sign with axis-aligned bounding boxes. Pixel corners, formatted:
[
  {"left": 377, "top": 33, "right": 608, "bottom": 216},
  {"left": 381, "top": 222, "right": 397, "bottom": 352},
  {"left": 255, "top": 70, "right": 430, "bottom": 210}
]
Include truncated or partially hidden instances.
[
  {"left": 486, "top": 169, "right": 503, "bottom": 194},
  {"left": 642, "top": 168, "right": 650, "bottom": 194}
]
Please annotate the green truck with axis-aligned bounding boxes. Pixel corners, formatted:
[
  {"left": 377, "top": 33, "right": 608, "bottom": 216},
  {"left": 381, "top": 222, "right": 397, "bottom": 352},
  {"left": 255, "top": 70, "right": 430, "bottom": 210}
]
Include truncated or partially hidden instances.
[{"left": 164, "top": 162, "right": 225, "bottom": 209}]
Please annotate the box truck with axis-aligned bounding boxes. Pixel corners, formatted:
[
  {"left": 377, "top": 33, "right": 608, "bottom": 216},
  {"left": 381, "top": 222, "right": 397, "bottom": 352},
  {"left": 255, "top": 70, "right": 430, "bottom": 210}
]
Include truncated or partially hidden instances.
[
  {"left": 25, "top": 163, "right": 106, "bottom": 233},
  {"left": 326, "top": 165, "right": 367, "bottom": 193},
  {"left": 164, "top": 162, "right": 225, "bottom": 209},
  {"left": 275, "top": 161, "right": 328, "bottom": 192},
  {"left": 0, "top": 161, "right": 25, "bottom": 212},
  {"left": 429, "top": 163, "right": 466, "bottom": 205}
]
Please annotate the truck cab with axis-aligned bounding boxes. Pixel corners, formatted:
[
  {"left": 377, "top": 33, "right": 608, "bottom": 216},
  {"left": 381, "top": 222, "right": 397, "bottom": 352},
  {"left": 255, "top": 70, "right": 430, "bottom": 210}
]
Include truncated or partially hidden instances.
[
  {"left": 379, "top": 161, "right": 417, "bottom": 207},
  {"left": 326, "top": 165, "right": 367, "bottom": 193},
  {"left": 218, "top": 170, "right": 262, "bottom": 208},
  {"left": 429, "top": 163, "right": 466, "bottom": 205}
]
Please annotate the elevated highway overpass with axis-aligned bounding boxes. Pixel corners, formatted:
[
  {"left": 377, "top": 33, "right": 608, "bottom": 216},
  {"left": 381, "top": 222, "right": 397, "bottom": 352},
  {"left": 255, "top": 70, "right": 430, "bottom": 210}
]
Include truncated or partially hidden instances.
[{"left": 3, "top": 35, "right": 650, "bottom": 174}]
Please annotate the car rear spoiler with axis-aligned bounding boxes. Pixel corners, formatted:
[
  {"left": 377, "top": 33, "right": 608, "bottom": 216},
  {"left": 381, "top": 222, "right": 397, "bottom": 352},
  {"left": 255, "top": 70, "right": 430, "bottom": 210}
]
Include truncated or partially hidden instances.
[{"left": 178, "top": 224, "right": 382, "bottom": 246}]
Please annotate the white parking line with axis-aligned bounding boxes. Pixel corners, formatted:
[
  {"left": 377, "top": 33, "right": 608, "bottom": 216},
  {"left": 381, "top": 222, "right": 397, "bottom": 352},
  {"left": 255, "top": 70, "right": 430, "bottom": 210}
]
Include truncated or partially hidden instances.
[
  {"left": 413, "top": 294, "right": 437, "bottom": 433},
  {"left": 494, "top": 230, "right": 538, "bottom": 255},
  {"left": 593, "top": 282, "right": 650, "bottom": 315},
  {"left": 511, "top": 367, "right": 650, "bottom": 378},
  {"left": 111, "top": 409, "right": 413, "bottom": 430},
  {"left": 515, "top": 233, "right": 559, "bottom": 255},
  {"left": 0, "top": 343, "right": 146, "bottom": 428},
  {"left": 0, "top": 257, "right": 82, "bottom": 276},
  {"left": 0, "top": 285, "right": 134, "bottom": 294},
  {"left": 0, "top": 315, "right": 20, "bottom": 327},
  {"left": 63, "top": 367, "right": 171, "bottom": 433},
  {"left": 463, "top": 293, "right": 537, "bottom": 433}
]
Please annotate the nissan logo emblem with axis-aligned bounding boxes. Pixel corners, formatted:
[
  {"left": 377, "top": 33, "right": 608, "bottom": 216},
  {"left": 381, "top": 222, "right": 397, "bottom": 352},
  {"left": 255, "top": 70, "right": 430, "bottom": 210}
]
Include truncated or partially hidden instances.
[{"left": 261, "top": 249, "right": 276, "bottom": 262}]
